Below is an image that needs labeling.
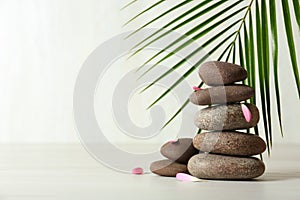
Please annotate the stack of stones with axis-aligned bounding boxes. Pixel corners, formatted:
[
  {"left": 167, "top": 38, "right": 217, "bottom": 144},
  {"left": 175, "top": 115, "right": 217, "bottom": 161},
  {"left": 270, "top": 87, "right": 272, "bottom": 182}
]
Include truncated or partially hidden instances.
[
  {"left": 188, "top": 61, "right": 266, "bottom": 180},
  {"left": 150, "top": 61, "right": 266, "bottom": 180}
]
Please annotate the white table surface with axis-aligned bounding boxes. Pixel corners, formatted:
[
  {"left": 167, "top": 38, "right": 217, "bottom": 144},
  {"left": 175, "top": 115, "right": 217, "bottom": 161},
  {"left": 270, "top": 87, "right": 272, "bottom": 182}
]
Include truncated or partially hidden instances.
[{"left": 0, "top": 144, "right": 299, "bottom": 200}]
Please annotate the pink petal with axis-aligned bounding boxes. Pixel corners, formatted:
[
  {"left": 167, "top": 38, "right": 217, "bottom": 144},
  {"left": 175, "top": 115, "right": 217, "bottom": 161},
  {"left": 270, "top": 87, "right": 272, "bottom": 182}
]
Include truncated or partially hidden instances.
[
  {"left": 176, "top": 173, "right": 200, "bottom": 182},
  {"left": 241, "top": 104, "right": 252, "bottom": 122},
  {"left": 132, "top": 167, "right": 144, "bottom": 175},
  {"left": 193, "top": 86, "right": 203, "bottom": 91},
  {"left": 169, "top": 139, "right": 179, "bottom": 144}
]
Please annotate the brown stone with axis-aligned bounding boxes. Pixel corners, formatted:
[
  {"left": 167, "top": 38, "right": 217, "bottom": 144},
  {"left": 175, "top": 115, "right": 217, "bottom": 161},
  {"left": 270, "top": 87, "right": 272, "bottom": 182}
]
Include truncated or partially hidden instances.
[
  {"left": 150, "top": 160, "right": 188, "bottom": 177},
  {"left": 193, "top": 131, "right": 266, "bottom": 156},
  {"left": 188, "top": 154, "right": 265, "bottom": 180},
  {"left": 189, "top": 85, "right": 254, "bottom": 105},
  {"left": 199, "top": 61, "right": 247, "bottom": 85},
  {"left": 194, "top": 103, "right": 259, "bottom": 130},
  {"left": 160, "top": 138, "right": 199, "bottom": 164}
]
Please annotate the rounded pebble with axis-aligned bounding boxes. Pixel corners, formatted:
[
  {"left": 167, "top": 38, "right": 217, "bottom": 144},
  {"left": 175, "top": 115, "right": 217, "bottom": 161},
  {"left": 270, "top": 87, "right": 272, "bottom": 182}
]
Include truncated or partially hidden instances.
[
  {"left": 193, "top": 131, "right": 266, "bottom": 156},
  {"left": 194, "top": 103, "right": 259, "bottom": 130},
  {"left": 160, "top": 138, "right": 199, "bottom": 164},
  {"left": 150, "top": 160, "right": 188, "bottom": 177},
  {"left": 199, "top": 61, "right": 247, "bottom": 85},
  {"left": 188, "top": 154, "right": 265, "bottom": 180},
  {"left": 189, "top": 85, "right": 254, "bottom": 105}
]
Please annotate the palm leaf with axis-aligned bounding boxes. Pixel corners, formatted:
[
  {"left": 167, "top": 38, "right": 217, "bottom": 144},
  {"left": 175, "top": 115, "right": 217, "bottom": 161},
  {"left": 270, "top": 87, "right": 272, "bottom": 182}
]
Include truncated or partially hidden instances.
[
  {"left": 162, "top": 82, "right": 204, "bottom": 129},
  {"left": 225, "top": 43, "right": 234, "bottom": 63},
  {"left": 246, "top": 12, "right": 258, "bottom": 155},
  {"left": 138, "top": 5, "right": 246, "bottom": 79},
  {"left": 232, "top": 44, "right": 236, "bottom": 64},
  {"left": 238, "top": 34, "right": 246, "bottom": 86},
  {"left": 261, "top": 0, "right": 273, "bottom": 147},
  {"left": 131, "top": 1, "right": 228, "bottom": 61},
  {"left": 269, "top": 0, "right": 283, "bottom": 136},
  {"left": 146, "top": 32, "right": 236, "bottom": 108},
  {"left": 139, "top": 1, "right": 246, "bottom": 72},
  {"left": 248, "top": 10, "right": 256, "bottom": 105},
  {"left": 126, "top": 0, "right": 193, "bottom": 39},
  {"left": 292, "top": 0, "right": 300, "bottom": 31},
  {"left": 123, "top": 0, "right": 300, "bottom": 152},
  {"left": 120, "top": 0, "right": 138, "bottom": 11},
  {"left": 141, "top": 22, "right": 239, "bottom": 93},
  {"left": 256, "top": 0, "right": 270, "bottom": 154},
  {"left": 123, "top": 0, "right": 165, "bottom": 27},
  {"left": 128, "top": 0, "right": 214, "bottom": 54},
  {"left": 162, "top": 99, "right": 190, "bottom": 130},
  {"left": 281, "top": 0, "right": 300, "bottom": 98},
  {"left": 238, "top": 34, "right": 244, "bottom": 70},
  {"left": 217, "top": 42, "right": 233, "bottom": 61},
  {"left": 243, "top": 23, "right": 251, "bottom": 87}
]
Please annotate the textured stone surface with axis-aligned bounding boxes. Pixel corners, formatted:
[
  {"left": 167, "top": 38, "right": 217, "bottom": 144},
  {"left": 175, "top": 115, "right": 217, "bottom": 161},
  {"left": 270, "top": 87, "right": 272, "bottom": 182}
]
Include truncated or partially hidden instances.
[
  {"left": 160, "top": 138, "right": 199, "bottom": 164},
  {"left": 194, "top": 103, "right": 259, "bottom": 130},
  {"left": 188, "top": 154, "right": 265, "bottom": 180},
  {"left": 199, "top": 61, "right": 247, "bottom": 85},
  {"left": 193, "top": 131, "right": 266, "bottom": 156},
  {"left": 190, "top": 85, "right": 254, "bottom": 105},
  {"left": 150, "top": 160, "right": 188, "bottom": 177}
]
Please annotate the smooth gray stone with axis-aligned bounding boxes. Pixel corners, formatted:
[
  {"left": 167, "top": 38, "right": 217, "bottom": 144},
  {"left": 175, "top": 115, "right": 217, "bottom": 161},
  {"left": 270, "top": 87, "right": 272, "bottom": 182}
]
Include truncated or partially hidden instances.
[
  {"left": 188, "top": 154, "right": 265, "bottom": 180},
  {"left": 189, "top": 85, "right": 254, "bottom": 105},
  {"left": 194, "top": 103, "right": 260, "bottom": 130},
  {"left": 150, "top": 160, "right": 188, "bottom": 177},
  {"left": 193, "top": 131, "right": 266, "bottom": 156},
  {"left": 160, "top": 138, "right": 199, "bottom": 164},
  {"left": 199, "top": 61, "right": 247, "bottom": 86}
]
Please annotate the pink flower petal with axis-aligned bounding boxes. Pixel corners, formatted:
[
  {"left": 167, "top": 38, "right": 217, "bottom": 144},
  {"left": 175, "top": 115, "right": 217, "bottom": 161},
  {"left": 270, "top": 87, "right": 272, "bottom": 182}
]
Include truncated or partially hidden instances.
[
  {"left": 176, "top": 173, "right": 201, "bottom": 182},
  {"left": 193, "top": 86, "right": 203, "bottom": 91},
  {"left": 132, "top": 167, "right": 144, "bottom": 175},
  {"left": 241, "top": 104, "right": 252, "bottom": 123},
  {"left": 169, "top": 139, "right": 179, "bottom": 144}
]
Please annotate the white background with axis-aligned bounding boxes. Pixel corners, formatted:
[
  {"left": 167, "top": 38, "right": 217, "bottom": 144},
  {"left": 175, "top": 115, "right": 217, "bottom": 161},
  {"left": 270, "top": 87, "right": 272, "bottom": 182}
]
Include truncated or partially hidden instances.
[{"left": 0, "top": 0, "right": 299, "bottom": 144}]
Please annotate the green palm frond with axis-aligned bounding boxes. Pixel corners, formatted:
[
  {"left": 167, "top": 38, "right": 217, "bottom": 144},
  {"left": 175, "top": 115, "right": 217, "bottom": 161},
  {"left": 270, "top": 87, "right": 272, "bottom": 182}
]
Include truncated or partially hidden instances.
[
  {"left": 123, "top": 0, "right": 165, "bottom": 27},
  {"left": 292, "top": 0, "right": 300, "bottom": 31},
  {"left": 137, "top": 3, "right": 246, "bottom": 79},
  {"left": 127, "top": 0, "right": 212, "bottom": 51},
  {"left": 142, "top": 25, "right": 239, "bottom": 95},
  {"left": 281, "top": 0, "right": 300, "bottom": 97},
  {"left": 162, "top": 81, "right": 204, "bottom": 129},
  {"left": 255, "top": 0, "right": 270, "bottom": 152},
  {"left": 128, "top": 0, "right": 225, "bottom": 59},
  {"left": 269, "top": 0, "right": 283, "bottom": 136},
  {"left": 120, "top": 0, "right": 138, "bottom": 11},
  {"left": 125, "top": 0, "right": 194, "bottom": 38},
  {"left": 123, "top": 0, "right": 300, "bottom": 152}
]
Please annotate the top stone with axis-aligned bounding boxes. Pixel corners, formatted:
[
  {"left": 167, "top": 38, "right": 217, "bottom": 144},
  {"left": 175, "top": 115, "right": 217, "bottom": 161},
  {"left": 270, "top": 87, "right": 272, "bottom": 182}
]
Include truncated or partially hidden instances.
[{"left": 199, "top": 61, "right": 248, "bottom": 85}]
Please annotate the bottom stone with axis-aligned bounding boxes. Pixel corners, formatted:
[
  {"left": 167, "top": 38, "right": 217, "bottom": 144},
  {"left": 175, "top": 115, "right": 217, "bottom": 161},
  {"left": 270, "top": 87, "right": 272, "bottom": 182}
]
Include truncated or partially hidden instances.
[
  {"left": 150, "top": 160, "right": 188, "bottom": 177},
  {"left": 188, "top": 154, "right": 265, "bottom": 180}
]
